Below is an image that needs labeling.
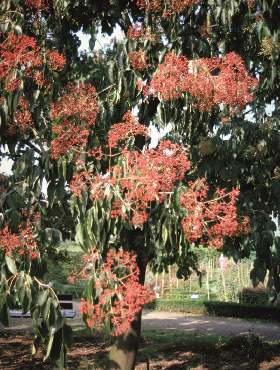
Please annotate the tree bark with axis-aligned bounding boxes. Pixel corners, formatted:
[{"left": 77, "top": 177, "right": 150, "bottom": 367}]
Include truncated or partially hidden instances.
[
  {"left": 108, "top": 310, "right": 143, "bottom": 370},
  {"left": 108, "top": 243, "right": 147, "bottom": 370}
]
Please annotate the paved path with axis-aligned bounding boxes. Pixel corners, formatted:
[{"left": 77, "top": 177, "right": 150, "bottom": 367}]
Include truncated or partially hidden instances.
[
  {"left": 142, "top": 311, "right": 280, "bottom": 341},
  {"left": 2, "top": 303, "right": 280, "bottom": 341}
]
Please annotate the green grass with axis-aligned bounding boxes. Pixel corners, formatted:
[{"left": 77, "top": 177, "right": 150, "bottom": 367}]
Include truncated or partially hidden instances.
[
  {"left": 141, "top": 329, "right": 229, "bottom": 353},
  {"left": 146, "top": 298, "right": 205, "bottom": 314}
]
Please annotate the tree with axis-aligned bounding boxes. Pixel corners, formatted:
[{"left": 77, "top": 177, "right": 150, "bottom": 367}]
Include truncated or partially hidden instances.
[{"left": 0, "top": 0, "right": 279, "bottom": 369}]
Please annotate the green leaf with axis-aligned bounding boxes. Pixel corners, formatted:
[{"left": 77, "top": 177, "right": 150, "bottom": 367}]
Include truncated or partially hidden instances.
[
  {"left": 5, "top": 256, "right": 17, "bottom": 274},
  {"left": 44, "top": 228, "right": 62, "bottom": 247},
  {"left": 0, "top": 301, "right": 9, "bottom": 327},
  {"left": 44, "top": 334, "right": 54, "bottom": 361},
  {"left": 43, "top": 297, "right": 51, "bottom": 322},
  {"left": 50, "top": 315, "right": 64, "bottom": 335},
  {"left": 31, "top": 343, "right": 37, "bottom": 356},
  {"left": 37, "top": 290, "right": 49, "bottom": 307},
  {"left": 161, "top": 224, "right": 168, "bottom": 245},
  {"left": 63, "top": 324, "right": 73, "bottom": 348},
  {"left": 22, "top": 287, "right": 31, "bottom": 313}
]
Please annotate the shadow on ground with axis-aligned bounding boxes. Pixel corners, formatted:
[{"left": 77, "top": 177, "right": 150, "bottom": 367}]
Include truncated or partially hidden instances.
[{"left": 1, "top": 329, "right": 280, "bottom": 370}]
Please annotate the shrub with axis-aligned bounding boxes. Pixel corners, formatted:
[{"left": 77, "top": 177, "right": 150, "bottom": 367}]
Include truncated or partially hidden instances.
[
  {"left": 204, "top": 301, "right": 280, "bottom": 322},
  {"left": 238, "top": 285, "right": 269, "bottom": 305},
  {"left": 145, "top": 298, "right": 204, "bottom": 314}
]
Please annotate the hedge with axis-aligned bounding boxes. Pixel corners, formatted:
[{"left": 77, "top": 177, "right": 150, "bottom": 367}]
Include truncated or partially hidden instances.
[
  {"left": 204, "top": 301, "right": 280, "bottom": 322},
  {"left": 145, "top": 299, "right": 205, "bottom": 314},
  {"left": 146, "top": 299, "right": 280, "bottom": 322}
]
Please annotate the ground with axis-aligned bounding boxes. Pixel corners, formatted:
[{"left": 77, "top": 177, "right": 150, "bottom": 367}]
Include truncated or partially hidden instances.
[
  {"left": 142, "top": 311, "right": 280, "bottom": 341},
  {"left": 1, "top": 308, "right": 280, "bottom": 369},
  {"left": 1, "top": 329, "right": 280, "bottom": 369}
]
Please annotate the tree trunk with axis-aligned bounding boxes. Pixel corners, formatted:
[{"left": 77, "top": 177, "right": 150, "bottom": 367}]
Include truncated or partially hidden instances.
[
  {"left": 108, "top": 310, "right": 143, "bottom": 370},
  {"left": 108, "top": 244, "right": 147, "bottom": 370}
]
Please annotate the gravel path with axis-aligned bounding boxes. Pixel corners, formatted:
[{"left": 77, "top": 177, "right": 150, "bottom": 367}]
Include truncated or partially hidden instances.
[{"left": 2, "top": 302, "right": 280, "bottom": 341}]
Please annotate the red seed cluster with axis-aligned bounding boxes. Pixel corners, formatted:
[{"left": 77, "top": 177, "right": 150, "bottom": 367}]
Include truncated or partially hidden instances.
[
  {"left": 71, "top": 122, "right": 190, "bottom": 227},
  {"left": 136, "top": 0, "right": 162, "bottom": 12},
  {"left": 13, "top": 97, "right": 33, "bottom": 133},
  {"left": 185, "top": 52, "right": 258, "bottom": 110},
  {"left": 50, "top": 83, "right": 99, "bottom": 125},
  {"left": 51, "top": 120, "right": 89, "bottom": 160},
  {"left": 180, "top": 179, "right": 251, "bottom": 249},
  {"left": 108, "top": 111, "right": 150, "bottom": 148},
  {"left": 127, "top": 25, "right": 157, "bottom": 42},
  {"left": 150, "top": 51, "right": 258, "bottom": 110},
  {"left": 247, "top": 0, "right": 254, "bottom": 10},
  {"left": 0, "top": 33, "right": 66, "bottom": 136},
  {"left": 167, "top": 0, "right": 200, "bottom": 13},
  {"left": 73, "top": 248, "right": 155, "bottom": 336},
  {"left": 50, "top": 84, "right": 99, "bottom": 159},
  {"left": 70, "top": 110, "right": 250, "bottom": 251},
  {"left": 150, "top": 52, "right": 189, "bottom": 100},
  {"left": 136, "top": 0, "right": 200, "bottom": 15},
  {"left": 0, "top": 225, "right": 39, "bottom": 260},
  {"left": 0, "top": 33, "right": 66, "bottom": 91},
  {"left": 25, "top": 0, "right": 49, "bottom": 11},
  {"left": 127, "top": 25, "right": 146, "bottom": 40},
  {"left": 136, "top": 78, "right": 151, "bottom": 97},
  {"left": 46, "top": 50, "right": 66, "bottom": 71},
  {"left": 70, "top": 171, "right": 92, "bottom": 197},
  {"left": 0, "top": 33, "right": 43, "bottom": 92},
  {"left": 128, "top": 50, "right": 148, "bottom": 71}
]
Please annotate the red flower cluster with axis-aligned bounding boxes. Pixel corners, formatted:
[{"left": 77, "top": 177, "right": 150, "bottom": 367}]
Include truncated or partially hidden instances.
[
  {"left": 150, "top": 51, "right": 258, "bottom": 110},
  {"left": 127, "top": 25, "right": 146, "bottom": 40},
  {"left": 108, "top": 111, "right": 150, "bottom": 148},
  {"left": 46, "top": 50, "right": 66, "bottom": 71},
  {"left": 51, "top": 120, "right": 89, "bottom": 160},
  {"left": 247, "top": 0, "right": 254, "bottom": 10},
  {"left": 70, "top": 170, "right": 92, "bottom": 197},
  {"left": 76, "top": 249, "right": 155, "bottom": 336},
  {"left": 128, "top": 50, "right": 148, "bottom": 71},
  {"left": 166, "top": 0, "right": 200, "bottom": 14},
  {"left": 70, "top": 112, "right": 250, "bottom": 244},
  {"left": 136, "top": 0, "right": 162, "bottom": 12},
  {"left": 50, "top": 83, "right": 99, "bottom": 125},
  {"left": 180, "top": 179, "right": 251, "bottom": 249},
  {"left": 150, "top": 52, "right": 189, "bottom": 100},
  {"left": 0, "top": 33, "right": 42, "bottom": 92},
  {"left": 13, "top": 97, "right": 33, "bottom": 133},
  {"left": 136, "top": 78, "right": 151, "bottom": 97},
  {"left": 71, "top": 128, "right": 190, "bottom": 227},
  {"left": 127, "top": 25, "right": 157, "bottom": 42},
  {"left": 25, "top": 0, "right": 49, "bottom": 11},
  {"left": 136, "top": 0, "right": 200, "bottom": 15},
  {"left": 185, "top": 52, "right": 258, "bottom": 110},
  {"left": 0, "top": 32, "right": 66, "bottom": 94},
  {"left": 50, "top": 84, "right": 99, "bottom": 159},
  {"left": 0, "top": 225, "right": 39, "bottom": 260}
]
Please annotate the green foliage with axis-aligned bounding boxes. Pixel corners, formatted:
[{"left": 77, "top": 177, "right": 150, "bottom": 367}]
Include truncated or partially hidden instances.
[
  {"left": 204, "top": 301, "right": 280, "bottom": 322},
  {"left": 0, "top": 0, "right": 280, "bottom": 367},
  {"left": 141, "top": 329, "right": 229, "bottom": 353},
  {"left": 146, "top": 298, "right": 204, "bottom": 314},
  {"left": 239, "top": 285, "right": 269, "bottom": 305}
]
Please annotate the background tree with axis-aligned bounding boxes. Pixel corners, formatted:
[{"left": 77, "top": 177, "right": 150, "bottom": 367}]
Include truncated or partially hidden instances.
[{"left": 0, "top": 0, "right": 279, "bottom": 369}]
